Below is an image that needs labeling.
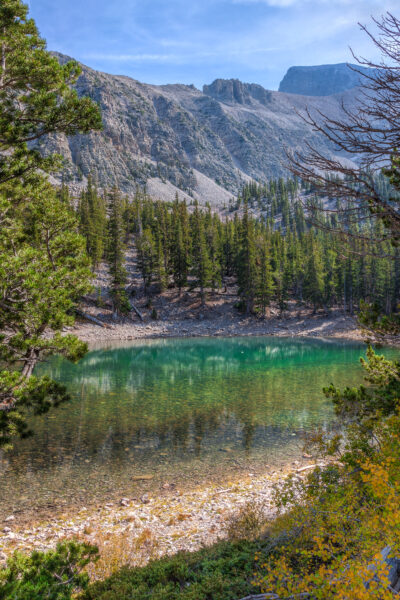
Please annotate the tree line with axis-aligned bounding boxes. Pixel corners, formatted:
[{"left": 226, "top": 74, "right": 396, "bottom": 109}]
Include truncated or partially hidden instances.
[{"left": 72, "top": 176, "right": 400, "bottom": 317}]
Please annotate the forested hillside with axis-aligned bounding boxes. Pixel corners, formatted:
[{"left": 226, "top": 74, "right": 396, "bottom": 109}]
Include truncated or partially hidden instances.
[{"left": 71, "top": 176, "right": 399, "bottom": 319}]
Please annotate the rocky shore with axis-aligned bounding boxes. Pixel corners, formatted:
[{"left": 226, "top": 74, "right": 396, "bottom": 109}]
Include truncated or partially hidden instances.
[
  {"left": 70, "top": 298, "right": 362, "bottom": 344},
  {"left": 0, "top": 284, "right": 365, "bottom": 570},
  {"left": 0, "top": 460, "right": 323, "bottom": 571}
]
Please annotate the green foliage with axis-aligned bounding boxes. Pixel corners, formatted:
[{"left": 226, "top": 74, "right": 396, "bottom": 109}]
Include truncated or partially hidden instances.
[
  {"left": 98, "top": 179, "right": 400, "bottom": 318},
  {"left": 0, "top": 0, "right": 100, "bottom": 448},
  {"left": 0, "top": 187, "right": 91, "bottom": 446},
  {"left": 81, "top": 540, "right": 259, "bottom": 600},
  {"left": 190, "top": 201, "right": 212, "bottom": 304},
  {"left": 304, "top": 235, "right": 325, "bottom": 311},
  {"left": 107, "top": 188, "right": 130, "bottom": 313},
  {"left": 255, "top": 237, "right": 274, "bottom": 316},
  {"left": 137, "top": 227, "right": 157, "bottom": 293},
  {"left": 253, "top": 342, "right": 400, "bottom": 598},
  {"left": 318, "top": 346, "right": 400, "bottom": 468},
  {"left": 0, "top": 372, "right": 69, "bottom": 449},
  {"left": 0, "top": 0, "right": 101, "bottom": 189},
  {"left": 236, "top": 202, "right": 257, "bottom": 314},
  {"left": 0, "top": 541, "right": 98, "bottom": 600},
  {"left": 78, "top": 176, "right": 107, "bottom": 268}
]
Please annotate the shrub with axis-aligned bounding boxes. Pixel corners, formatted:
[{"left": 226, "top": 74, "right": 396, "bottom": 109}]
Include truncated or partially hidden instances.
[
  {"left": 81, "top": 540, "right": 261, "bottom": 600},
  {"left": 0, "top": 541, "right": 98, "bottom": 600},
  {"left": 225, "top": 500, "right": 269, "bottom": 541}
]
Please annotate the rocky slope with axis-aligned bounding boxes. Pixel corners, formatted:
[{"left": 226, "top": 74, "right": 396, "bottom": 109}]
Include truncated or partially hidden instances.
[{"left": 42, "top": 54, "right": 361, "bottom": 205}]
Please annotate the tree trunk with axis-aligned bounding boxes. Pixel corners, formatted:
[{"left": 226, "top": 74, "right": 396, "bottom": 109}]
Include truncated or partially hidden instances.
[{"left": 21, "top": 348, "right": 40, "bottom": 378}]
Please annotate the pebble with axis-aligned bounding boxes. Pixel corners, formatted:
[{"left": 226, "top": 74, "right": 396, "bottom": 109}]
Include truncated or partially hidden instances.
[{"left": 0, "top": 462, "right": 330, "bottom": 566}]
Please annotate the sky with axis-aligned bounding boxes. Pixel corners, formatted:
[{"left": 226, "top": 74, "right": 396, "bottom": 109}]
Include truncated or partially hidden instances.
[{"left": 28, "top": 0, "right": 397, "bottom": 90}]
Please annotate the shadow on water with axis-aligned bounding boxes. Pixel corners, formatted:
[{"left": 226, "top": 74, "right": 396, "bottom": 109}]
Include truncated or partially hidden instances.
[{"left": 0, "top": 336, "right": 397, "bottom": 519}]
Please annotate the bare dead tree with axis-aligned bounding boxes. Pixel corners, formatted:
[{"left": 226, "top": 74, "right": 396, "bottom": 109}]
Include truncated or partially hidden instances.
[{"left": 288, "top": 12, "right": 400, "bottom": 245}]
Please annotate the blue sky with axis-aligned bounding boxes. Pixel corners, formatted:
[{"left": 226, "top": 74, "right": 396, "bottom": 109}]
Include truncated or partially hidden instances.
[{"left": 28, "top": 0, "right": 396, "bottom": 90}]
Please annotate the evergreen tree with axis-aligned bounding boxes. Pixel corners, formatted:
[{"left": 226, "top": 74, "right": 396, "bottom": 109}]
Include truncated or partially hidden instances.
[
  {"left": 0, "top": 0, "right": 101, "bottom": 189},
  {"left": 304, "top": 236, "right": 325, "bottom": 312},
  {"left": 78, "top": 176, "right": 106, "bottom": 268},
  {"left": 0, "top": 0, "right": 101, "bottom": 447},
  {"left": 172, "top": 222, "right": 189, "bottom": 294},
  {"left": 207, "top": 212, "right": 222, "bottom": 292},
  {"left": 136, "top": 227, "right": 156, "bottom": 294},
  {"left": 256, "top": 237, "right": 274, "bottom": 317},
  {"left": 107, "top": 188, "right": 129, "bottom": 314},
  {"left": 154, "top": 235, "right": 168, "bottom": 292},
  {"left": 237, "top": 202, "right": 257, "bottom": 314},
  {"left": 191, "top": 201, "right": 212, "bottom": 305}
]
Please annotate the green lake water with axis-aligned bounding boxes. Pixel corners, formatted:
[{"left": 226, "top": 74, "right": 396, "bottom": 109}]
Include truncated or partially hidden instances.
[{"left": 0, "top": 336, "right": 398, "bottom": 519}]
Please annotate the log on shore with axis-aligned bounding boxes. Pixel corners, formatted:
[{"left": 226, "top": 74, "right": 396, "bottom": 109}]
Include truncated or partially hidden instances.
[
  {"left": 75, "top": 309, "right": 113, "bottom": 329},
  {"left": 129, "top": 300, "right": 144, "bottom": 321}
]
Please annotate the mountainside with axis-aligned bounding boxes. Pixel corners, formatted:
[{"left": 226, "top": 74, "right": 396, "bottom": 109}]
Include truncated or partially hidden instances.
[
  {"left": 42, "top": 54, "right": 360, "bottom": 205},
  {"left": 278, "top": 63, "right": 370, "bottom": 96}
]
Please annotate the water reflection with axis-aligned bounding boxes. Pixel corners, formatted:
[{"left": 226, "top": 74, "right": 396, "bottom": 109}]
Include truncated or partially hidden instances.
[{"left": 0, "top": 336, "right": 397, "bottom": 518}]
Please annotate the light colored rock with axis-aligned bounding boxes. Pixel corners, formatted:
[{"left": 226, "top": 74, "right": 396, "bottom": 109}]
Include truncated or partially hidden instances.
[{"left": 46, "top": 52, "right": 358, "bottom": 205}]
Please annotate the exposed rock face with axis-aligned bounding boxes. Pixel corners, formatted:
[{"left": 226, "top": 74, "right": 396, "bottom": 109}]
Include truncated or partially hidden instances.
[
  {"left": 42, "top": 54, "right": 360, "bottom": 205},
  {"left": 278, "top": 63, "right": 370, "bottom": 96},
  {"left": 203, "top": 79, "right": 272, "bottom": 105}
]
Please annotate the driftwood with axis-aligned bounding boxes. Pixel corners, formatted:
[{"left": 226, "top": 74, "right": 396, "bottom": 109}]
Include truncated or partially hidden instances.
[
  {"left": 129, "top": 300, "right": 144, "bottom": 321},
  {"left": 125, "top": 284, "right": 144, "bottom": 321},
  {"left": 75, "top": 309, "right": 113, "bottom": 329}
]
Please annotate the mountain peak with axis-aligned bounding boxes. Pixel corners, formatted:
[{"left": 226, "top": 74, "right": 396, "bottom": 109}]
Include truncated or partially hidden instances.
[
  {"left": 203, "top": 78, "right": 272, "bottom": 105},
  {"left": 278, "top": 63, "right": 370, "bottom": 96}
]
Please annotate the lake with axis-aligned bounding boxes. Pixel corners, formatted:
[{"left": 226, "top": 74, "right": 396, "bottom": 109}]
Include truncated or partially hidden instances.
[{"left": 0, "top": 336, "right": 396, "bottom": 520}]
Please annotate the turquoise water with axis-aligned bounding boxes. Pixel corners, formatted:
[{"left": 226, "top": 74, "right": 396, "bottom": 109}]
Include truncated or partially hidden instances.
[{"left": 0, "top": 336, "right": 397, "bottom": 519}]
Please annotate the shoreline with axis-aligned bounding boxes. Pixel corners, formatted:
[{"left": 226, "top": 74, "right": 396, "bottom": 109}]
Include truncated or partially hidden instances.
[
  {"left": 1, "top": 304, "right": 384, "bottom": 567},
  {"left": 0, "top": 458, "right": 324, "bottom": 567},
  {"left": 69, "top": 308, "right": 364, "bottom": 345}
]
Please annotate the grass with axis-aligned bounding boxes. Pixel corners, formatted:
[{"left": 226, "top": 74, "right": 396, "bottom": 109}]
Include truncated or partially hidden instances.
[{"left": 80, "top": 539, "right": 262, "bottom": 600}]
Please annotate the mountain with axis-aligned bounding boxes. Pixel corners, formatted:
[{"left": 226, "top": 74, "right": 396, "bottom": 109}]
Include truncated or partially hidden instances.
[
  {"left": 278, "top": 63, "right": 370, "bottom": 96},
  {"left": 41, "top": 54, "right": 360, "bottom": 205}
]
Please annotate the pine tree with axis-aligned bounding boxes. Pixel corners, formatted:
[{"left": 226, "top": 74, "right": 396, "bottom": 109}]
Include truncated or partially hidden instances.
[
  {"left": 0, "top": 0, "right": 101, "bottom": 188},
  {"left": 256, "top": 237, "right": 274, "bottom": 317},
  {"left": 78, "top": 176, "right": 106, "bottom": 268},
  {"left": 136, "top": 227, "right": 156, "bottom": 294},
  {"left": 304, "top": 236, "right": 325, "bottom": 313},
  {"left": 0, "top": 0, "right": 101, "bottom": 447},
  {"left": 237, "top": 202, "right": 257, "bottom": 314},
  {"left": 190, "top": 201, "right": 212, "bottom": 305},
  {"left": 107, "top": 188, "right": 129, "bottom": 314},
  {"left": 172, "top": 222, "right": 189, "bottom": 294},
  {"left": 154, "top": 235, "right": 168, "bottom": 292},
  {"left": 207, "top": 212, "right": 222, "bottom": 292}
]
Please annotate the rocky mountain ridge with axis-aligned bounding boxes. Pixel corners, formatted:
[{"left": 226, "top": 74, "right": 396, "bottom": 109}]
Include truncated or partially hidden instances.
[
  {"left": 278, "top": 63, "right": 371, "bottom": 96},
  {"left": 42, "top": 54, "right": 361, "bottom": 205}
]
